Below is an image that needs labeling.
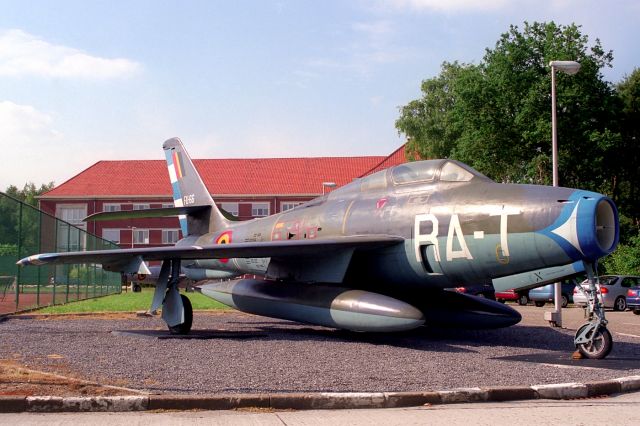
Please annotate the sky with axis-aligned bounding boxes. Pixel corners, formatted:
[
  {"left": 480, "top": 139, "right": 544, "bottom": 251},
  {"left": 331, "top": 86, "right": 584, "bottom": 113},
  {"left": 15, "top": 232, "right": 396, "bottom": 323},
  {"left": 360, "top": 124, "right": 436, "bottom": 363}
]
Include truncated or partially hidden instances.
[{"left": 1, "top": 0, "right": 639, "bottom": 188}]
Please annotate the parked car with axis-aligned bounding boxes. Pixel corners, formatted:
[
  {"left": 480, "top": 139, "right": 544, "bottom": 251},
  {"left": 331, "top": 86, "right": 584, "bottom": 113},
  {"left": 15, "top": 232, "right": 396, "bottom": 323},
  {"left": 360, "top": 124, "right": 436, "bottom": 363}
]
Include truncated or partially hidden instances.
[
  {"left": 573, "top": 275, "right": 640, "bottom": 311},
  {"left": 495, "top": 288, "right": 530, "bottom": 306},
  {"left": 529, "top": 278, "right": 579, "bottom": 308},
  {"left": 627, "top": 286, "right": 640, "bottom": 315},
  {"left": 450, "top": 284, "right": 496, "bottom": 300}
]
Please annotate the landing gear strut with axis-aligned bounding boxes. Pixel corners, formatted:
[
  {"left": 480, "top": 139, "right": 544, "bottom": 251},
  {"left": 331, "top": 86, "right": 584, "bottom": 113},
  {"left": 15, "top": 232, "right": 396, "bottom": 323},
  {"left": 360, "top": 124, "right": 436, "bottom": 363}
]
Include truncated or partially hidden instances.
[
  {"left": 574, "top": 263, "right": 612, "bottom": 359},
  {"left": 150, "top": 259, "right": 193, "bottom": 335}
]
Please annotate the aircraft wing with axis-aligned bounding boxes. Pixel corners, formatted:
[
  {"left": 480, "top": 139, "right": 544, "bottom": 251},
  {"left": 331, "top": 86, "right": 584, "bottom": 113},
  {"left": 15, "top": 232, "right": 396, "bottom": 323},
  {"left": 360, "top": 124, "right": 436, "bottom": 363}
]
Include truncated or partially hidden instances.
[{"left": 17, "top": 235, "right": 404, "bottom": 275}]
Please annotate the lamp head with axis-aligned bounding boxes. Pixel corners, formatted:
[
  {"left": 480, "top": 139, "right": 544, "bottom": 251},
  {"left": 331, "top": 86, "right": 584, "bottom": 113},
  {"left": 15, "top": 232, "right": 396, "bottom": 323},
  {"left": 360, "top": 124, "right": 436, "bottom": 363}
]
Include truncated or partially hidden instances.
[{"left": 549, "top": 60, "right": 581, "bottom": 75}]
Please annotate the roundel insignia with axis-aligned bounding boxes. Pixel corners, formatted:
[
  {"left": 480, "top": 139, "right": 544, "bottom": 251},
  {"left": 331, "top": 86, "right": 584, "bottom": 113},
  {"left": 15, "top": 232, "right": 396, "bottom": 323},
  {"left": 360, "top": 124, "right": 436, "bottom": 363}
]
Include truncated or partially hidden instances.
[
  {"left": 137, "top": 274, "right": 147, "bottom": 281},
  {"left": 215, "top": 231, "right": 233, "bottom": 263}
]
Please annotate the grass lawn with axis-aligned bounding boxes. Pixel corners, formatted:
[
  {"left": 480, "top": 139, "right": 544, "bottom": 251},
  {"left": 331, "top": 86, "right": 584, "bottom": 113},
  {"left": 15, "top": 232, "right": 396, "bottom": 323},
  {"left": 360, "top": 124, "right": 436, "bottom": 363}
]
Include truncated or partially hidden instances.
[{"left": 34, "top": 288, "right": 228, "bottom": 314}]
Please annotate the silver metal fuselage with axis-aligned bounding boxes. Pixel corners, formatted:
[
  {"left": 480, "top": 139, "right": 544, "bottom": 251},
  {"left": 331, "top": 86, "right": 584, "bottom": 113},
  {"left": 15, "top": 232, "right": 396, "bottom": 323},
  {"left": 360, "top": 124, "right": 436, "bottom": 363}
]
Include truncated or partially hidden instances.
[{"left": 182, "top": 160, "right": 618, "bottom": 293}]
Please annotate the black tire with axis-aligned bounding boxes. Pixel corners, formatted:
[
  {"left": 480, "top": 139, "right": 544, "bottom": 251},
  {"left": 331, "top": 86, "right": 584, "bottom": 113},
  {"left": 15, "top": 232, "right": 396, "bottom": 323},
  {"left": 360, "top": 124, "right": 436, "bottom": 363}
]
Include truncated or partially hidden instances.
[
  {"left": 614, "top": 296, "right": 627, "bottom": 311},
  {"left": 132, "top": 284, "right": 142, "bottom": 293},
  {"left": 575, "top": 324, "right": 613, "bottom": 359},
  {"left": 633, "top": 309, "right": 640, "bottom": 315},
  {"left": 517, "top": 294, "right": 529, "bottom": 306},
  {"left": 534, "top": 301, "right": 545, "bottom": 307},
  {"left": 168, "top": 294, "right": 193, "bottom": 335},
  {"left": 561, "top": 294, "right": 569, "bottom": 308}
]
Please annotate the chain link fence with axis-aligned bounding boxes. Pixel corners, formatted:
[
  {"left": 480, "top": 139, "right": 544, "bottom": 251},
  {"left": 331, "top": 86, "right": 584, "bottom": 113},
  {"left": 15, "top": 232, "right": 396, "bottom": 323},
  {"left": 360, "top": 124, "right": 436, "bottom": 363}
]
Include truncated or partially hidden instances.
[{"left": 0, "top": 192, "right": 122, "bottom": 314}]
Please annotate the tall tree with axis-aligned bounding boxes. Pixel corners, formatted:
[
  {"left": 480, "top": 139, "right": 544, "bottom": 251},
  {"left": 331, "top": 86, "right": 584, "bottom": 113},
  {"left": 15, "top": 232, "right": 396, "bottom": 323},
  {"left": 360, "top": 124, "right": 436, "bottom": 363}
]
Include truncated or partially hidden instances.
[
  {"left": 615, "top": 68, "right": 640, "bottom": 226},
  {"left": 397, "top": 22, "right": 621, "bottom": 189},
  {"left": 3, "top": 182, "right": 55, "bottom": 207},
  {"left": 0, "top": 182, "right": 55, "bottom": 249}
]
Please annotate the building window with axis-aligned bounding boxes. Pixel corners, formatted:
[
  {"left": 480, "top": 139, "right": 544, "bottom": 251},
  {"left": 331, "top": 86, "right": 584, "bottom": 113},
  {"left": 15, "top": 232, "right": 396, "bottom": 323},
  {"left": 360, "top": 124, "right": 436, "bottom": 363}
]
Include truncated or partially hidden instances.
[
  {"left": 281, "top": 202, "right": 302, "bottom": 212},
  {"left": 58, "top": 206, "right": 87, "bottom": 226},
  {"left": 162, "top": 229, "right": 180, "bottom": 244},
  {"left": 103, "top": 203, "right": 121, "bottom": 212},
  {"left": 133, "top": 229, "right": 149, "bottom": 244},
  {"left": 133, "top": 203, "right": 150, "bottom": 210},
  {"left": 162, "top": 203, "right": 174, "bottom": 209},
  {"left": 102, "top": 229, "right": 121, "bottom": 244},
  {"left": 220, "top": 202, "right": 239, "bottom": 217},
  {"left": 251, "top": 203, "right": 270, "bottom": 217}
]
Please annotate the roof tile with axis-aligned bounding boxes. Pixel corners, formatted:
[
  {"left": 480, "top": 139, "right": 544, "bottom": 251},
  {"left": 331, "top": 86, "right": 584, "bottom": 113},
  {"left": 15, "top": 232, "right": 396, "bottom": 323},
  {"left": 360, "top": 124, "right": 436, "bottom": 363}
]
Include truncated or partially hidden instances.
[{"left": 42, "top": 149, "right": 406, "bottom": 198}]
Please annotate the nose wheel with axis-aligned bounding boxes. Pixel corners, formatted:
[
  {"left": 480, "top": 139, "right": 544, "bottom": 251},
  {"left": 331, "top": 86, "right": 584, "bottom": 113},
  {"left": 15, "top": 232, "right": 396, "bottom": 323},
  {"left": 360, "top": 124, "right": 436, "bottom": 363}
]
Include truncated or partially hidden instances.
[
  {"left": 575, "top": 322, "right": 612, "bottom": 359},
  {"left": 574, "top": 262, "right": 612, "bottom": 359}
]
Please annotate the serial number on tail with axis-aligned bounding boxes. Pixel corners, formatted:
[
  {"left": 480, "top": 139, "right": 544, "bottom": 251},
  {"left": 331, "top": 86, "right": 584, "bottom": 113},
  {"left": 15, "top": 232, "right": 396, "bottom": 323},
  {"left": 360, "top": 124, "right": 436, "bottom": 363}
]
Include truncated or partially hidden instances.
[{"left": 183, "top": 194, "right": 196, "bottom": 205}]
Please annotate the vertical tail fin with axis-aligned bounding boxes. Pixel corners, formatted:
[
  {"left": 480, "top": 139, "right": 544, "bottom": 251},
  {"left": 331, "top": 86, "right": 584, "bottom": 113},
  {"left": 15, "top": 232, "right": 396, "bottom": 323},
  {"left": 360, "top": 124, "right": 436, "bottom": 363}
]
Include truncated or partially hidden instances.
[{"left": 162, "top": 137, "right": 229, "bottom": 236}]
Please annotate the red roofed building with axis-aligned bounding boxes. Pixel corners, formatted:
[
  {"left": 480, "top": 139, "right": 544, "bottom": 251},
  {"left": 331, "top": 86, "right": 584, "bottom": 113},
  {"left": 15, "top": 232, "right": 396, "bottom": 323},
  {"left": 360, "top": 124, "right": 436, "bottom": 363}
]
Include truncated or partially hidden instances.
[{"left": 39, "top": 146, "right": 407, "bottom": 248}]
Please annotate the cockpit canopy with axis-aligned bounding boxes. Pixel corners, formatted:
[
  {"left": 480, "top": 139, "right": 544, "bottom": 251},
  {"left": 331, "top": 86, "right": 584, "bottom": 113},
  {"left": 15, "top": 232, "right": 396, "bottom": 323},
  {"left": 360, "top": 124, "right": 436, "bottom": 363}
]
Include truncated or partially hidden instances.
[
  {"left": 327, "top": 159, "right": 490, "bottom": 199},
  {"left": 390, "top": 160, "right": 486, "bottom": 185}
]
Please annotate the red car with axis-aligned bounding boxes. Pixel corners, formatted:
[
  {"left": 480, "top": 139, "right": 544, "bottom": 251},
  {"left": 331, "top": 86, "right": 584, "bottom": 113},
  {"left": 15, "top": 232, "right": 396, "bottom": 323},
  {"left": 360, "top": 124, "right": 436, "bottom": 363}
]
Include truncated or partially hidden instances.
[{"left": 495, "top": 288, "right": 530, "bottom": 305}]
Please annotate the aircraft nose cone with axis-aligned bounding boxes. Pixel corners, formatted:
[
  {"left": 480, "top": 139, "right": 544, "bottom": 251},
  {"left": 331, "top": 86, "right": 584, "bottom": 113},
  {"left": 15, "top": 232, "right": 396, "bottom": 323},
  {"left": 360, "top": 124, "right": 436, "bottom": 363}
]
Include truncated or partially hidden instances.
[
  {"left": 579, "top": 196, "right": 618, "bottom": 259},
  {"left": 546, "top": 190, "right": 619, "bottom": 261}
]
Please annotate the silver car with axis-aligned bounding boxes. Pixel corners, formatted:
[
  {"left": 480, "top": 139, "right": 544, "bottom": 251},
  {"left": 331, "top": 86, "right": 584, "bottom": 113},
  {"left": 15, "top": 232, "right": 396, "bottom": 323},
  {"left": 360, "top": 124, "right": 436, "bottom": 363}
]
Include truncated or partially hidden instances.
[{"left": 573, "top": 275, "right": 640, "bottom": 311}]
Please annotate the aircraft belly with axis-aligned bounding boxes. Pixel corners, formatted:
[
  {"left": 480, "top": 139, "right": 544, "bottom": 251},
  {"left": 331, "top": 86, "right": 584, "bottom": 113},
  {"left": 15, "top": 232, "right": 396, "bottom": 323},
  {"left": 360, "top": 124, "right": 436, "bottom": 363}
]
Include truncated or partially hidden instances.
[{"left": 199, "top": 279, "right": 425, "bottom": 332}]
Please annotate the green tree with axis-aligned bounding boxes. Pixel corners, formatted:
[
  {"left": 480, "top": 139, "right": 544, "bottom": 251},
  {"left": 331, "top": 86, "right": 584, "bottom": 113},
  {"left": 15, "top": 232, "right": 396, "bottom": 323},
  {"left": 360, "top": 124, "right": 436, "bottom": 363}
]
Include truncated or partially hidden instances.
[
  {"left": 397, "top": 22, "right": 621, "bottom": 188},
  {"left": 614, "top": 68, "right": 640, "bottom": 226},
  {"left": 602, "top": 232, "right": 640, "bottom": 275},
  {"left": 4, "top": 182, "right": 55, "bottom": 206},
  {"left": 397, "top": 20, "right": 640, "bottom": 238},
  {"left": 0, "top": 182, "right": 55, "bottom": 249}
]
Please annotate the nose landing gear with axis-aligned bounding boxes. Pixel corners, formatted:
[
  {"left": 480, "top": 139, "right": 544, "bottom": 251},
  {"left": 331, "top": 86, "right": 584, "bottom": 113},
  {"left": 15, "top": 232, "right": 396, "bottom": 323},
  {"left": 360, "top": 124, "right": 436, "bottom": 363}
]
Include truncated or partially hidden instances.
[{"left": 574, "top": 263, "right": 612, "bottom": 359}]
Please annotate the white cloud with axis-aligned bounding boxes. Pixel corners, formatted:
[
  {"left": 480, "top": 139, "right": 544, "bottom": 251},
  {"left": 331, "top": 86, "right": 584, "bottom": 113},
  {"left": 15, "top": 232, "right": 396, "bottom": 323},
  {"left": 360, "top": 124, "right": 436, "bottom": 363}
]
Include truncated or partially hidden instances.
[
  {"left": 352, "top": 21, "right": 393, "bottom": 38},
  {"left": 384, "top": 0, "right": 508, "bottom": 12},
  {"left": 0, "top": 29, "right": 141, "bottom": 79},
  {"left": 0, "top": 100, "right": 61, "bottom": 144},
  {"left": 303, "top": 19, "right": 409, "bottom": 78},
  {"left": 0, "top": 101, "right": 67, "bottom": 187}
]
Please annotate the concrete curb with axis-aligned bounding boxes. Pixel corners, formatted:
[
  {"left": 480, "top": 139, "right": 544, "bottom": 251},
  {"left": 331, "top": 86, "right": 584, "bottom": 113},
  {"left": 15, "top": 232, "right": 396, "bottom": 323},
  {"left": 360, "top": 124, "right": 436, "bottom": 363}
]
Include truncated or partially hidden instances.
[{"left": 2, "top": 376, "right": 639, "bottom": 412}]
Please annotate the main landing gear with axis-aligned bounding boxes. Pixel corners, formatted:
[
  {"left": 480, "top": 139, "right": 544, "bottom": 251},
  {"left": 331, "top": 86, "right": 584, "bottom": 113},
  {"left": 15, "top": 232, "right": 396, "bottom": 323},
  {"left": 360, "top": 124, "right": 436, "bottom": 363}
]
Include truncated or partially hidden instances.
[
  {"left": 168, "top": 294, "right": 193, "bottom": 335},
  {"left": 150, "top": 259, "right": 193, "bottom": 335},
  {"left": 574, "top": 263, "right": 612, "bottom": 359}
]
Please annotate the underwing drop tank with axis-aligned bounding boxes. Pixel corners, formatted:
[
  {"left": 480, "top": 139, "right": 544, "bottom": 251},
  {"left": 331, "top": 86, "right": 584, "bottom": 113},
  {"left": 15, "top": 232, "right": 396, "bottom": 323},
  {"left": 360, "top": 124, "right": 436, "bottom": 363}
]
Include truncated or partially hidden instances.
[{"left": 199, "top": 279, "right": 425, "bottom": 332}]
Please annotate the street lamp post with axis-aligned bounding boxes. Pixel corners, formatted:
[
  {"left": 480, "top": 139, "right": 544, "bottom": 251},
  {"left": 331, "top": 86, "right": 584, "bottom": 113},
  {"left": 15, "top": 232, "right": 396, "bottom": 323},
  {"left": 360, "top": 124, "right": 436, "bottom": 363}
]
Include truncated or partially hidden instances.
[
  {"left": 546, "top": 60, "right": 580, "bottom": 328},
  {"left": 129, "top": 226, "right": 136, "bottom": 249},
  {"left": 322, "top": 182, "right": 337, "bottom": 195}
]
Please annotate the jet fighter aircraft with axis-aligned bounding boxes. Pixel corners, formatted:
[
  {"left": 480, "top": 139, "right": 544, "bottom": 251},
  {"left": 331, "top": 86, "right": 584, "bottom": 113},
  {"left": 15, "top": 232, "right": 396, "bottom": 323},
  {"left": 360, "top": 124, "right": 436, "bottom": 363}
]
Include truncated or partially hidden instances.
[{"left": 18, "top": 138, "right": 619, "bottom": 358}]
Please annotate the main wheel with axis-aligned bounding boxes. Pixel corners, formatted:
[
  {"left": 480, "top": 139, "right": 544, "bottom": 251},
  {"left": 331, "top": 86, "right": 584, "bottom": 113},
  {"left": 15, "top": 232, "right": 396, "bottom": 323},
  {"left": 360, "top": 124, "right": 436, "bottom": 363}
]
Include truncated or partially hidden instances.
[
  {"left": 614, "top": 296, "right": 627, "bottom": 311},
  {"left": 518, "top": 294, "right": 529, "bottom": 306},
  {"left": 575, "top": 324, "right": 613, "bottom": 359},
  {"left": 132, "top": 284, "right": 142, "bottom": 292},
  {"left": 634, "top": 309, "right": 640, "bottom": 316},
  {"left": 534, "top": 301, "right": 545, "bottom": 307},
  {"left": 168, "top": 294, "right": 193, "bottom": 335}
]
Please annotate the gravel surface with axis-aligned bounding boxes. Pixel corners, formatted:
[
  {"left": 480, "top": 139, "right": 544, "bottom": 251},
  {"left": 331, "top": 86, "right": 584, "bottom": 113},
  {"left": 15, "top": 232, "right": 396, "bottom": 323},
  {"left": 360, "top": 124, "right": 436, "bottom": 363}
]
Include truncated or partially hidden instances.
[{"left": 1, "top": 307, "right": 640, "bottom": 395}]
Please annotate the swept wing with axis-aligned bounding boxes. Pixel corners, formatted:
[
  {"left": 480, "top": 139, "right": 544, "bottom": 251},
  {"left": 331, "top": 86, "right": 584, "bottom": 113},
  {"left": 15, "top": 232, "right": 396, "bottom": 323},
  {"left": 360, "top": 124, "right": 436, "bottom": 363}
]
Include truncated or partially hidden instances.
[{"left": 17, "top": 235, "right": 403, "bottom": 272}]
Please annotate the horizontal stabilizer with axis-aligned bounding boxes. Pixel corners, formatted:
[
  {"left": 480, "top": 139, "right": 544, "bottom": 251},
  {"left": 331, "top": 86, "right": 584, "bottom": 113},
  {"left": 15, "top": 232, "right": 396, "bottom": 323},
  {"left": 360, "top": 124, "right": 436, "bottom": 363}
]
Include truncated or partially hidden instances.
[
  {"left": 492, "top": 261, "right": 585, "bottom": 292},
  {"left": 84, "top": 206, "right": 210, "bottom": 222}
]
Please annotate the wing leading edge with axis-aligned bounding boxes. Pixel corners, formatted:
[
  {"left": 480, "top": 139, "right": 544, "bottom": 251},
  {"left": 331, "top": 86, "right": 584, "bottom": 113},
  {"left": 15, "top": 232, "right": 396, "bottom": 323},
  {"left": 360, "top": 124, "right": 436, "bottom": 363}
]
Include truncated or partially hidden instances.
[{"left": 17, "top": 235, "right": 404, "bottom": 273}]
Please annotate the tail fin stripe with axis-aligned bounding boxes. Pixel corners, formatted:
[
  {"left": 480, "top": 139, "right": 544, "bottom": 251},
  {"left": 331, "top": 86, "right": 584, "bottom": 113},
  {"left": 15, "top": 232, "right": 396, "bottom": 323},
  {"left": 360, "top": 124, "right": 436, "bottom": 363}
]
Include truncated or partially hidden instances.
[
  {"left": 164, "top": 148, "right": 188, "bottom": 235},
  {"left": 173, "top": 151, "right": 185, "bottom": 179}
]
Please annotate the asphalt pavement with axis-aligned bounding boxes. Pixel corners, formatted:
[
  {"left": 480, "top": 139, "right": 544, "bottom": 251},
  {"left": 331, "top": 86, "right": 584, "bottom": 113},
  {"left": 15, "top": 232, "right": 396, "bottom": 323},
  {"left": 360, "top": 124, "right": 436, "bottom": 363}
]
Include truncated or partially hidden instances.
[{"left": 1, "top": 304, "right": 639, "bottom": 397}]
